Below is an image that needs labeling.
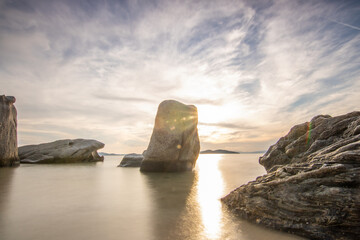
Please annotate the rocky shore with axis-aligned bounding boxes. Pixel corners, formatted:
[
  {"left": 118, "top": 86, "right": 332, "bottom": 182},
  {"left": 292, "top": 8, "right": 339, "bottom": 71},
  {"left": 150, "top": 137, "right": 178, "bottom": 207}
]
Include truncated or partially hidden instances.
[
  {"left": 222, "top": 112, "right": 360, "bottom": 240},
  {"left": 1, "top": 94, "right": 359, "bottom": 238}
]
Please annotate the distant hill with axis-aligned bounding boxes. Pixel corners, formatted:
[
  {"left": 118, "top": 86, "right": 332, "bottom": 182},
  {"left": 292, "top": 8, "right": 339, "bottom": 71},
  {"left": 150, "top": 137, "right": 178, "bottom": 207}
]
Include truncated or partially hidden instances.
[
  {"left": 200, "top": 149, "right": 239, "bottom": 154},
  {"left": 200, "top": 149, "right": 266, "bottom": 154}
]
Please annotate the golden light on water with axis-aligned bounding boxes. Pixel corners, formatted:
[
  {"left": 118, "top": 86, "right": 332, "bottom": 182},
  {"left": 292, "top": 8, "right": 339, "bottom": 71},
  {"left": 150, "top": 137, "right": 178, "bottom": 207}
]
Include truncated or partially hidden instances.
[{"left": 196, "top": 154, "right": 224, "bottom": 239}]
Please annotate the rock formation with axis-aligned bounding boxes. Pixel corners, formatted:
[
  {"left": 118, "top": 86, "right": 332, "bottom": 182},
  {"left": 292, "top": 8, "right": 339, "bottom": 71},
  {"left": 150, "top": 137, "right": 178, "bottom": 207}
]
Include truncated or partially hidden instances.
[
  {"left": 0, "top": 95, "right": 20, "bottom": 167},
  {"left": 19, "top": 139, "right": 105, "bottom": 163},
  {"left": 222, "top": 112, "right": 360, "bottom": 240},
  {"left": 140, "top": 100, "right": 200, "bottom": 172},
  {"left": 118, "top": 153, "right": 144, "bottom": 167}
]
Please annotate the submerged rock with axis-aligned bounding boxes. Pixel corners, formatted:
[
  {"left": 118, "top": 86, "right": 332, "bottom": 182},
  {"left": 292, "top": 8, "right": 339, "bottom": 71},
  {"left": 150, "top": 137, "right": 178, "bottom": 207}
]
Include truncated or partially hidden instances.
[
  {"left": 118, "top": 153, "right": 144, "bottom": 167},
  {"left": 140, "top": 100, "right": 200, "bottom": 172},
  {"left": 222, "top": 112, "right": 360, "bottom": 240},
  {"left": 0, "top": 95, "right": 20, "bottom": 167},
  {"left": 19, "top": 139, "right": 105, "bottom": 163}
]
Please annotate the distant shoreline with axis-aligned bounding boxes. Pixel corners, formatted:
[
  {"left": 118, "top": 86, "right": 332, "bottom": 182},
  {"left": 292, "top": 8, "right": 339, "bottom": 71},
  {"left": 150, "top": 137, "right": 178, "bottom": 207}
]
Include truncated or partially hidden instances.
[
  {"left": 100, "top": 150, "right": 266, "bottom": 156},
  {"left": 200, "top": 149, "right": 265, "bottom": 154}
]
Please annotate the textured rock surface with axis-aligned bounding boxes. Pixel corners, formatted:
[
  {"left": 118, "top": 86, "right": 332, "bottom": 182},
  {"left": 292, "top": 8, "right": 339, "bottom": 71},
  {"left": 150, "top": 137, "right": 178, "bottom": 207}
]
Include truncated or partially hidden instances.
[
  {"left": 259, "top": 111, "right": 360, "bottom": 172},
  {"left": 118, "top": 153, "right": 144, "bottom": 167},
  {"left": 140, "top": 100, "right": 200, "bottom": 172},
  {"left": 19, "top": 139, "right": 104, "bottom": 163},
  {"left": 0, "top": 95, "right": 19, "bottom": 167},
  {"left": 222, "top": 112, "right": 360, "bottom": 240}
]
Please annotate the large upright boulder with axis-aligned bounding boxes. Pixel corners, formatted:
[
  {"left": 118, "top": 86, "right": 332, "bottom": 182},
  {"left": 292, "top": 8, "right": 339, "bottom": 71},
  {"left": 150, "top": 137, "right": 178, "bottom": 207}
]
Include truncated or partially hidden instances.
[
  {"left": 222, "top": 112, "right": 360, "bottom": 240},
  {"left": 19, "top": 139, "right": 105, "bottom": 163},
  {"left": 140, "top": 100, "right": 200, "bottom": 172},
  {"left": 0, "top": 95, "right": 19, "bottom": 167}
]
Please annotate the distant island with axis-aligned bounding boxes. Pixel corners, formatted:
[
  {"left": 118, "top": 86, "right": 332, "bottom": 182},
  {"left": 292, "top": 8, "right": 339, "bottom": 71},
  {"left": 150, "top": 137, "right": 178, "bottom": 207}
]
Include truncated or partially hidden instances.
[
  {"left": 200, "top": 149, "right": 266, "bottom": 154},
  {"left": 200, "top": 149, "right": 239, "bottom": 154}
]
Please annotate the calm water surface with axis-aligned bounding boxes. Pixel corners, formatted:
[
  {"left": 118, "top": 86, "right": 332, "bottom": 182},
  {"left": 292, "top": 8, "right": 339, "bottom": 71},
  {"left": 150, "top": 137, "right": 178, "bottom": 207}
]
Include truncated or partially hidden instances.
[{"left": 0, "top": 154, "right": 305, "bottom": 240}]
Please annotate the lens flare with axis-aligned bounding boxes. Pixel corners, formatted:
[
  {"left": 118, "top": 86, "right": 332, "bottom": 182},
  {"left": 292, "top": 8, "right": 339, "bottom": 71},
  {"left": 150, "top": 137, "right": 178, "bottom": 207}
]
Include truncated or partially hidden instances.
[{"left": 306, "top": 122, "right": 312, "bottom": 145}]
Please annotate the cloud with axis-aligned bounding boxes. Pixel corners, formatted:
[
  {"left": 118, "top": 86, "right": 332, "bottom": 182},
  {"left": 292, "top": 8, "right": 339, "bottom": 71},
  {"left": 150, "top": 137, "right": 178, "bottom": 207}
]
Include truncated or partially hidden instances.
[
  {"left": 176, "top": 98, "right": 224, "bottom": 106},
  {"left": 199, "top": 122, "right": 257, "bottom": 130},
  {"left": 328, "top": 19, "right": 360, "bottom": 31},
  {"left": 1, "top": 0, "right": 359, "bottom": 153},
  {"left": 231, "top": 1, "right": 360, "bottom": 121},
  {"left": 93, "top": 93, "right": 154, "bottom": 103}
]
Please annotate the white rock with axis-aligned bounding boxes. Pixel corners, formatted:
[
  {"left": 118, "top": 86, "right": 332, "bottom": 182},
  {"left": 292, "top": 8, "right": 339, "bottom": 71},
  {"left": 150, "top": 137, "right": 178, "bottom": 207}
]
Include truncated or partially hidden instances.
[{"left": 19, "top": 139, "right": 104, "bottom": 163}]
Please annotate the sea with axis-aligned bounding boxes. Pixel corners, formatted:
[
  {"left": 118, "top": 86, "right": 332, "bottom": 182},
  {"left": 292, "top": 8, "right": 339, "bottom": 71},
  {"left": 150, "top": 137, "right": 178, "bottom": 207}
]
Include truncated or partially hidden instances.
[{"left": 0, "top": 154, "right": 305, "bottom": 240}]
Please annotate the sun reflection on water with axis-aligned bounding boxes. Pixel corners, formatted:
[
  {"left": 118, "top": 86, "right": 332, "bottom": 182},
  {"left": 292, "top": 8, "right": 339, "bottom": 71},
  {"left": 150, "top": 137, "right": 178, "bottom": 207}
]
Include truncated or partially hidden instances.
[{"left": 196, "top": 154, "right": 224, "bottom": 239}]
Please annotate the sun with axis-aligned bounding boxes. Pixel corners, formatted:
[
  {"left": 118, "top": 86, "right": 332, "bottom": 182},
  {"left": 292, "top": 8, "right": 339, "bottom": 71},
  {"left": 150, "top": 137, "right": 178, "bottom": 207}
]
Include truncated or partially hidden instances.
[
  {"left": 196, "top": 104, "right": 239, "bottom": 142},
  {"left": 197, "top": 105, "right": 231, "bottom": 124}
]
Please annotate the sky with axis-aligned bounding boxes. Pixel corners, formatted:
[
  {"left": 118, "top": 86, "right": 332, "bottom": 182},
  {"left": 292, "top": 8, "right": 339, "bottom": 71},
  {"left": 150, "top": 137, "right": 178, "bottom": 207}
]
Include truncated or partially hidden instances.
[{"left": 1, "top": 0, "right": 360, "bottom": 154}]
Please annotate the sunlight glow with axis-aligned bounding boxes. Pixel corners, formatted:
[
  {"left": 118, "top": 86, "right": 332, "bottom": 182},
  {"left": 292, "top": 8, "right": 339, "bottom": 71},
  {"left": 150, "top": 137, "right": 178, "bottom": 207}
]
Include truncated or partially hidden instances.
[
  {"left": 197, "top": 105, "right": 227, "bottom": 124},
  {"left": 196, "top": 103, "right": 247, "bottom": 144},
  {"left": 196, "top": 154, "right": 224, "bottom": 239}
]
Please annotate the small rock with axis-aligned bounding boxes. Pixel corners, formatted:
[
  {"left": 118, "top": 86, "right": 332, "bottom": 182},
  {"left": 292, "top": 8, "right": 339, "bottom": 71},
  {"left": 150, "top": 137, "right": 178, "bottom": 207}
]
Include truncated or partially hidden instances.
[{"left": 118, "top": 153, "right": 144, "bottom": 167}]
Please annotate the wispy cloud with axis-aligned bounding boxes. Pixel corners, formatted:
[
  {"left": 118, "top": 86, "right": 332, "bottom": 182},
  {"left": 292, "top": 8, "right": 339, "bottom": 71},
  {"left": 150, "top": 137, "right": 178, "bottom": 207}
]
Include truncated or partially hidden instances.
[
  {"left": 199, "top": 122, "right": 257, "bottom": 130},
  {"left": 1, "top": 0, "right": 359, "bottom": 153},
  {"left": 93, "top": 93, "right": 154, "bottom": 103},
  {"left": 329, "top": 19, "right": 360, "bottom": 31}
]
